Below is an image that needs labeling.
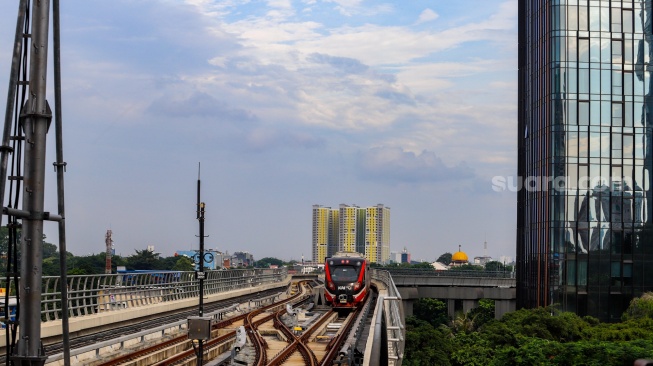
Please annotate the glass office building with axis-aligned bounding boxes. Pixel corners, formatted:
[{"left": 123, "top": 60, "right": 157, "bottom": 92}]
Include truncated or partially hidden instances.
[{"left": 518, "top": 0, "right": 653, "bottom": 321}]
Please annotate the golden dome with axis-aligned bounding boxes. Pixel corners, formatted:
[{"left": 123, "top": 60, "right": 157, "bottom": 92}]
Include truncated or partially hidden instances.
[{"left": 452, "top": 251, "right": 468, "bottom": 263}]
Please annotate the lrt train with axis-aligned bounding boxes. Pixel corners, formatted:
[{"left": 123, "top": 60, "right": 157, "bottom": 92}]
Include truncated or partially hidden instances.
[{"left": 324, "top": 252, "right": 370, "bottom": 309}]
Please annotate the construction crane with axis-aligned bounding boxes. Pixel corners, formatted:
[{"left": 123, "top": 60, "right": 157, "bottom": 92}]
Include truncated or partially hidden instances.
[{"left": 1, "top": 1, "right": 70, "bottom": 365}]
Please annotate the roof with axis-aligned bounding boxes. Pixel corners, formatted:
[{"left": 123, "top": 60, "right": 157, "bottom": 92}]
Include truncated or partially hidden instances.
[{"left": 452, "top": 251, "right": 469, "bottom": 263}]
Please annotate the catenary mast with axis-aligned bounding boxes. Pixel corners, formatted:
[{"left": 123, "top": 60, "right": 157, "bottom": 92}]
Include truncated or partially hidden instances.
[{"left": 1, "top": 1, "right": 70, "bottom": 365}]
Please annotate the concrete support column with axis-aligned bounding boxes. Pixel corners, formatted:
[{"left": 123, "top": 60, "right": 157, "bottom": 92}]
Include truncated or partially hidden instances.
[
  {"left": 462, "top": 300, "right": 478, "bottom": 314},
  {"left": 495, "top": 299, "right": 516, "bottom": 319},
  {"left": 447, "top": 299, "right": 455, "bottom": 319},
  {"left": 402, "top": 299, "right": 414, "bottom": 317}
]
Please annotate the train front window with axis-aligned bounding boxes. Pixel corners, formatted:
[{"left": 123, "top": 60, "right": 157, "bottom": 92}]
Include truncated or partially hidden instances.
[{"left": 331, "top": 266, "right": 359, "bottom": 282}]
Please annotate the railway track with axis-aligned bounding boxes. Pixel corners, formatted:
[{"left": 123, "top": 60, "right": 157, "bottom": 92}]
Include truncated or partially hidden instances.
[
  {"left": 91, "top": 281, "right": 312, "bottom": 366},
  {"left": 55, "top": 281, "right": 375, "bottom": 366},
  {"left": 0, "top": 287, "right": 287, "bottom": 365},
  {"left": 237, "top": 284, "right": 376, "bottom": 366}
]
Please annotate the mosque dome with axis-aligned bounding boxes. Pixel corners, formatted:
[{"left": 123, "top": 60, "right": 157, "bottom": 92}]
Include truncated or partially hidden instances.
[{"left": 452, "top": 251, "right": 468, "bottom": 263}]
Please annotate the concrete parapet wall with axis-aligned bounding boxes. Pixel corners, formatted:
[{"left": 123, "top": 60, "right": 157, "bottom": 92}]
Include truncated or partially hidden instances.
[
  {"left": 392, "top": 276, "right": 515, "bottom": 288},
  {"left": 398, "top": 286, "right": 515, "bottom": 301}
]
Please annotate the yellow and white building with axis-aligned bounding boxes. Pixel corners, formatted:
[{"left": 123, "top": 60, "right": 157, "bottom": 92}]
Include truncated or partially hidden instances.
[{"left": 313, "top": 203, "right": 391, "bottom": 264}]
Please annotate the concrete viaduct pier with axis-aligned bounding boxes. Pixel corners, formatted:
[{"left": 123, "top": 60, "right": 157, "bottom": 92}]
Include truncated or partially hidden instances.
[{"left": 387, "top": 269, "right": 516, "bottom": 319}]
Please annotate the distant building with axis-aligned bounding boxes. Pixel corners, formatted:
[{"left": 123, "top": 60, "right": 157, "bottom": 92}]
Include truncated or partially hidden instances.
[
  {"left": 499, "top": 256, "right": 514, "bottom": 265},
  {"left": 474, "top": 239, "right": 492, "bottom": 266},
  {"left": 401, "top": 247, "right": 411, "bottom": 264},
  {"left": 174, "top": 249, "right": 224, "bottom": 270},
  {"left": 473, "top": 256, "right": 493, "bottom": 266},
  {"left": 313, "top": 203, "right": 391, "bottom": 264},
  {"left": 389, "top": 251, "right": 402, "bottom": 263},
  {"left": 431, "top": 262, "right": 449, "bottom": 271},
  {"left": 232, "top": 251, "right": 254, "bottom": 267},
  {"left": 450, "top": 245, "right": 469, "bottom": 267},
  {"left": 312, "top": 205, "right": 340, "bottom": 263}
]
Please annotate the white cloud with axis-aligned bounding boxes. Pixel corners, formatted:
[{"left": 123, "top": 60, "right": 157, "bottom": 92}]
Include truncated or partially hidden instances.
[
  {"left": 416, "top": 8, "right": 439, "bottom": 24},
  {"left": 357, "top": 147, "right": 475, "bottom": 184},
  {"left": 0, "top": 0, "right": 521, "bottom": 260}
]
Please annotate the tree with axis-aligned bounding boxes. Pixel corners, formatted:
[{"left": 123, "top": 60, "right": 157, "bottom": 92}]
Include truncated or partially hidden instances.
[
  {"left": 451, "top": 311, "right": 477, "bottom": 334},
  {"left": 484, "top": 261, "right": 506, "bottom": 272},
  {"left": 126, "top": 249, "right": 162, "bottom": 270},
  {"left": 437, "top": 252, "right": 452, "bottom": 264},
  {"left": 412, "top": 261, "right": 435, "bottom": 269},
  {"left": 454, "top": 264, "right": 484, "bottom": 271},
  {"left": 256, "top": 257, "right": 283, "bottom": 268},
  {"left": 172, "top": 256, "right": 195, "bottom": 271},
  {"left": 404, "top": 318, "right": 453, "bottom": 366},
  {"left": 414, "top": 298, "right": 449, "bottom": 327},
  {"left": 468, "top": 299, "right": 495, "bottom": 328},
  {"left": 622, "top": 292, "right": 653, "bottom": 321}
]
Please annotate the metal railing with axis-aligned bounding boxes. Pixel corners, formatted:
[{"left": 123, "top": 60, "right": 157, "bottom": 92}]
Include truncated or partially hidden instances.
[
  {"left": 370, "top": 269, "right": 404, "bottom": 366},
  {"left": 384, "top": 268, "right": 515, "bottom": 278},
  {"left": 0, "top": 268, "right": 287, "bottom": 322}
]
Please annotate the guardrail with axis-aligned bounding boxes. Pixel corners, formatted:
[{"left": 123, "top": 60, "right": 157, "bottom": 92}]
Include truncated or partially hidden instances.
[
  {"left": 370, "top": 269, "right": 404, "bottom": 366},
  {"left": 0, "top": 268, "right": 287, "bottom": 322},
  {"left": 46, "top": 301, "right": 245, "bottom": 364},
  {"left": 384, "top": 268, "right": 515, "bottom": 278}
]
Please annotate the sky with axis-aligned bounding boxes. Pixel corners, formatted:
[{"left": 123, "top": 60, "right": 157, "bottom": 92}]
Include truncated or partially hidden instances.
[{"left": 0, "top": 0, "right": 517, "bottom": 262}]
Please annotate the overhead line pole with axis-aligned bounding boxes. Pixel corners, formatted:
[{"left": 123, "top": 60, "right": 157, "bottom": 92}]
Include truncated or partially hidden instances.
[
  {"left": 13, "top": 0, "right": 52, "bottom": 365},
  {"left": 196, "top": 164, "right": 206, "bottom": 365},
  {"left": 52, "top": 0, "right": 70, "bottom": 364}
]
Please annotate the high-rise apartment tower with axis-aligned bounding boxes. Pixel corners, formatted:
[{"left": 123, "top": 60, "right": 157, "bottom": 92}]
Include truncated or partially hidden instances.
[{"left": 312, "top": 204, "right": 390, "bottom": 264}]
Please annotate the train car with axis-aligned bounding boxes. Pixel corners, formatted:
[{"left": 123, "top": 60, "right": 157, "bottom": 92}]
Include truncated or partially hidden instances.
[{"left": 324, "top": 252, "right": 370, "bottom": 309}]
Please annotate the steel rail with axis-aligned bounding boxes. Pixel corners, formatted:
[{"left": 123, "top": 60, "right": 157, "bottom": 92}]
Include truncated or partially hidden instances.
[
  {"left": 41, "top": 288, "right": 282, "bottom": 364},
  {"left": 320, "top": 303, "right": 364, "bottom": 365},
  {"left": 143, "top": 282, "right": 310, "bottom": 366},
  {"left": 266, "top": 309, "right": 319, "bottom": 366}
]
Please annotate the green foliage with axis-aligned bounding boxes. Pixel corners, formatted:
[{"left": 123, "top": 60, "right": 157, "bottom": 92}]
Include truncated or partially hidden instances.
[
  {"left": 468, "top": 299, "right": 495, "bottom": 329},
  {"left": 622, "top": 292, "right": 653, "bottom": 321},
  {"left": 436, "top": 252, "right": 452, "bottom": 264},
  {"left": 450, "top": 332, "right": 494, "bottom": 365},
  {"left": 405, "top": 295, "right": 653, "bottom": 366},
  {"left": 451, "top": 311, "right": 477, "bottom": 334},
  {"left": 412, "top": 261, "right": 435, "bottom": 269},
  {"left": 255, "top": 257, "right": 284, "bottom": 268},
  {"left": 126, "top": 249, "right": 162, "bottom": 270},
  {"left": 172, "top": 256, "right": 195, "bottom": 271},
  {"left": 413, "top": 298, "right": 448, "bottom": 327},
  {"left": 452, "top": 264, "right": 484, "bottom": 271},
  {"left": 404, "top": 320, "right": 453, "bottom": 366}
]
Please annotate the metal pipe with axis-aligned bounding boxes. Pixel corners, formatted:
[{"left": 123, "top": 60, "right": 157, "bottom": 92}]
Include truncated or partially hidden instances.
[
  {"left": 52, "top": 0, "right": 70, "bottom": 363},
  {"left": 0, "top": 0, "right": 28, "bottom": 217},
  {"left": 14, "top": 0, "right": 52, "bottom": 362}
]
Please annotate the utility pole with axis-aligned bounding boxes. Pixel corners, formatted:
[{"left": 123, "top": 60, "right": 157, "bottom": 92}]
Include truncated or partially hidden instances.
[{"left": 195, "top": 165, "right": 208, "bottom": 365}]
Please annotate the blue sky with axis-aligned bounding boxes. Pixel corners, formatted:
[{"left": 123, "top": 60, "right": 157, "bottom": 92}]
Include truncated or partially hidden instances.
[{"left": 0, "top": 0, "right": 517, "bottom": 262}]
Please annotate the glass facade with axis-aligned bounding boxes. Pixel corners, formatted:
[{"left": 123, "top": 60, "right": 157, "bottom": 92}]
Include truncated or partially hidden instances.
[{"left": 518, "top": 0, "right": 653, "bottom": 321}]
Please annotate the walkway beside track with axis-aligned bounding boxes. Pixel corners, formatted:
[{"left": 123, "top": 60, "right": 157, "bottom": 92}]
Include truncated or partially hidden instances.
[
  {"left": 0, "top": 268, "right": 290, "bottom": 349},
  {"left": 0, "top": 268, "right": 408, "bottom": 366}
]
